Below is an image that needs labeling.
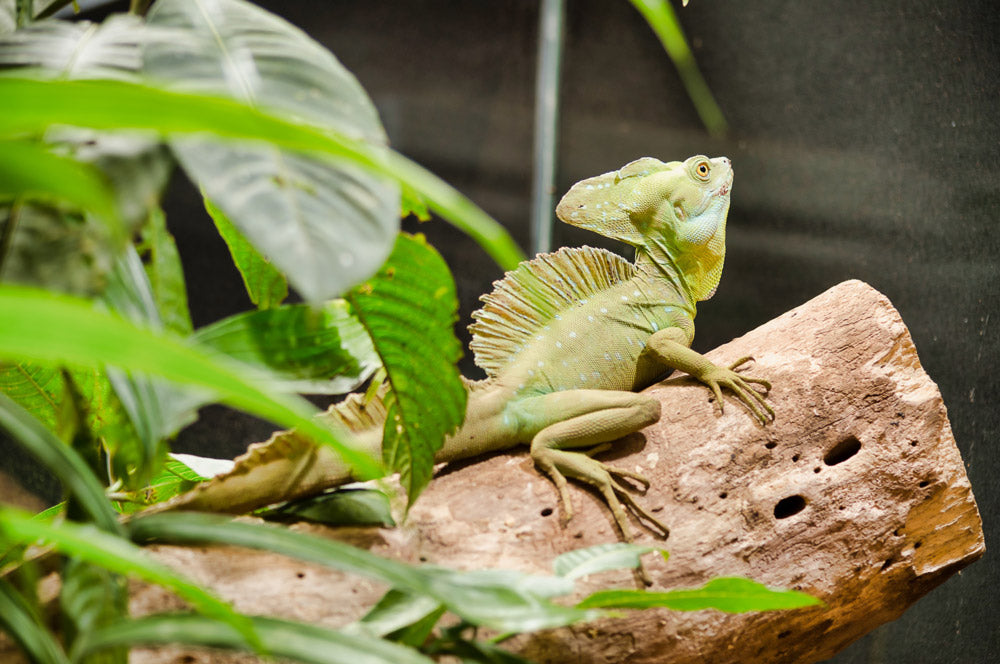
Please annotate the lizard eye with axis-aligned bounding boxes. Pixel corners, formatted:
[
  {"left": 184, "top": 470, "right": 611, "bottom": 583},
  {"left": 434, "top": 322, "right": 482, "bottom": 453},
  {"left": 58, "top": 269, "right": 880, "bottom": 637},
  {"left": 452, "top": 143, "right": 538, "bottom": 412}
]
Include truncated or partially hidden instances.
[{"left": 695, "top": 161, "right": 711, "bottom": 180}]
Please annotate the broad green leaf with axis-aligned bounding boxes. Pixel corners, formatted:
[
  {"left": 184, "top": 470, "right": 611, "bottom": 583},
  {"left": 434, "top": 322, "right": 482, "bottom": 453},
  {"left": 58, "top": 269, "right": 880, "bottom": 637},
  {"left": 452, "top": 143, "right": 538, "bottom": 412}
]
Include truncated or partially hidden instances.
[
  {"left": 0, "top": 576, "right": 71, "bottom": 664},
  {"left": 193, "top": 300, "right": 379, "bottom": 395},
  {"left": 345, "top": 234, "right": 465, "bottom": 505},
  {"left": 144, "top": 0, "right": 399, "bottom": 302},
  {"left": 0, "top": 140, "right": 118, "bottom": 227},
  {"left": 0, "top": 285, "right": 382, "bottom": 478},
  {"left": 627, "top": 0, "right": 726, "bottom": 136},
  {"left": 0, "top": 14, "right": 144, "bottom": 80},
  {"left": 113, "top": 455, "right": 220, "bottom": 514},
  {"left": 352, "top": 589, "right": 444, "bottom": 646},
  {"left": 577, "top": 576, "right": 824, "bottom": 613},
  {"left": 0, "top": 203, "right": 115, "bottom": 296},
  {"left": 0, "top": 77, "right": 525, "bottom": 271},
  {"left": 74, "top": 613, "right": 436, "bottom": 664},
  {"left": 264, "top": 487, "right": 395, "bottom": 527},
  {"left": 205, "top": 196, "right": 287, "bottom": 309},
  {"left": 137, "top": 207, "right": 193, "bottom": 335},
  {"left": 60, "top": 558, "right": 128, "bottom": 664},
  {"left": 129, "top": 512, "right": 595, "bottom": 634},
  {"left": 401, "top": 185, "right": 431, "bottom": 222},
  {"left": 553, "top": 543, "right": 665, "bottom": 580},
  {"left": 0, "top": 506, "right": 262, "bottom": 651},
  {"left": 0, "top": 362, "right": 62, "bottom": 431},
  {"left": 0, "top": 392, "right": 121, "bottom": 533}
]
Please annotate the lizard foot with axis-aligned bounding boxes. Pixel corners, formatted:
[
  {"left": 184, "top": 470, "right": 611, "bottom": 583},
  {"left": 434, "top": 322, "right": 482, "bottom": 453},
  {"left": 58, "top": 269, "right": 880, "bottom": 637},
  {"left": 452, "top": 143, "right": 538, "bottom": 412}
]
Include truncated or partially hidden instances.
[{"left": 699, "top": 356, "right": 774, "bottom": 425}]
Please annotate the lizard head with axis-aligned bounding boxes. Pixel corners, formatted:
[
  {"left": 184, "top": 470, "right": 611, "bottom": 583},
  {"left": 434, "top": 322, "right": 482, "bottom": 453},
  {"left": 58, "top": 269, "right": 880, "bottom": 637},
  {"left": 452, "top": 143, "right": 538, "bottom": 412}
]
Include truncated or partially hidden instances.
[{"left": 556, "top": 155, "right": 733, "bottom": 301}]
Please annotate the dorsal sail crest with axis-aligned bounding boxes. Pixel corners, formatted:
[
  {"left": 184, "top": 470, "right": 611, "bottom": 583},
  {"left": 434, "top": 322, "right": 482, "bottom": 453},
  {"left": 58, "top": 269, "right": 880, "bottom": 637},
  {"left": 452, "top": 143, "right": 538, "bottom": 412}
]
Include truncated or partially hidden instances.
[{"left": 469, "top": 246, "right": 635, "bottom": 376}]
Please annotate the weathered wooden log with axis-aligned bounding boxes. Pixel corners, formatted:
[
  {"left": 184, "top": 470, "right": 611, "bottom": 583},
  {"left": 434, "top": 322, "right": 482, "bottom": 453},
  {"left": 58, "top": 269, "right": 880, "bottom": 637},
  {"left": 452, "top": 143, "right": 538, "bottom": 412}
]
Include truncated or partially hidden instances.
[{"left": 72, "top": 280, "right": 990, "bottom": 663}]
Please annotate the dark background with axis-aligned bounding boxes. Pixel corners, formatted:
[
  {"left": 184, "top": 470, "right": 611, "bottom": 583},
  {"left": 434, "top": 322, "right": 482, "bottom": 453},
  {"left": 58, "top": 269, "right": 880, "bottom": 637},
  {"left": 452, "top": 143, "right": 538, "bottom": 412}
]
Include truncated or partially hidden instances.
[{"left": 4, "top": 1, "right": 998, "bottom": 662}]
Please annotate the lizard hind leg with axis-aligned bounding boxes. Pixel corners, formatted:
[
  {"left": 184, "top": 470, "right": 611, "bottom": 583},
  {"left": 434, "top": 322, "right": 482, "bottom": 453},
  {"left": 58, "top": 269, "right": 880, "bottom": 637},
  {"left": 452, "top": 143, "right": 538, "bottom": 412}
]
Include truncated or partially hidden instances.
[{"left": 519, "top": 390, "right": 670, "bottom": 543}]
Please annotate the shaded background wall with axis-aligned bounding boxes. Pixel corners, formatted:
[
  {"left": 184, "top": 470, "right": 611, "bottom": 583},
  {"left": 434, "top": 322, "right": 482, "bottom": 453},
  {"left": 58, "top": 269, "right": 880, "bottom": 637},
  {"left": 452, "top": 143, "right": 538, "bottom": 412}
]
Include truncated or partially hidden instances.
[{"left": 3, "top": 1, "right": 996, "bottom": 662}]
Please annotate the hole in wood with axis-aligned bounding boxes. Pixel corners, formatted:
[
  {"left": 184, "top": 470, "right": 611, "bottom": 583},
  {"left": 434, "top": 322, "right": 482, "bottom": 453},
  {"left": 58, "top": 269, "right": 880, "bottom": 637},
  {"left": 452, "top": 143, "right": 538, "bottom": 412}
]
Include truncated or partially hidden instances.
[
  {"left": 778, "top": 630, "right": 792, "bottom": 639},
  {"left": 824, "top": 436, "right": 861, "bottom": 466},
  {"left": 541, "top": 507, "right": 553, "bottom": 517},
  {"left": 765, "top": 441, "right": 777, "bottom": 449},
  {"left": 881, "top": 558, "right": 895, "bottom": 571},
  {"left": 919, "top": 479, "right": 931, "bottom": 488},
  {"left": 792, "top": 453, "right": 800, "bottom": 462},
  {"left": 719, "top": 492, "right": 728, "bottom": 499},
  {"left": 774, "top": 495, "right": 807, "bottom": 519}
]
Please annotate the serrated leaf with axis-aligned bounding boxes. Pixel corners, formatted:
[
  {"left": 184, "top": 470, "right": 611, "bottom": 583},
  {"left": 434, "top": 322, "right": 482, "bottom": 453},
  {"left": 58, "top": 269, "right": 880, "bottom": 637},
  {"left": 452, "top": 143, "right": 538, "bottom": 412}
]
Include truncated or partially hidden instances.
[
  {"left": 193, "top": 300, "right": 379, "bottom": 395},
  {"left": 205, "top": 196, "right": 287, "bottom": 309},
  {"left": 264, "top": 488, "right": 395, "bottom": 527},
  {"left": 137, "top": 207, "right": 192, "bottom": 335},
  {"left": 577, "top": 576, "right": 824, "bottom": 613},
  {"left": 345, "top": 233, "right": 465, "bottom": 505},
  {"left": 75, "top": 613, "right": 436, "bottom": 664},
  {"left": 144, "top": 0, "right": 399, "bottom": 302},
  {"left": 0, "top": 285, "right": 382, "bottom": 479},
  {"left": 553, "top": 543, "right": 665, "bottom": 580}
]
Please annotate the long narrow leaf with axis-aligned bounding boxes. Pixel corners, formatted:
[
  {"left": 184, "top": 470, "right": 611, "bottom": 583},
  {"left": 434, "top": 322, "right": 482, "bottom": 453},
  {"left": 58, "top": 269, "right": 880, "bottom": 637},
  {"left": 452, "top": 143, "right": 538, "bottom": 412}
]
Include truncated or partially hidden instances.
[
  {"left": 0, "top": 286, "right": 381, "bottom": 478},
  {"left": 0, "top": 576, "right": 71, "bottom": 664},
  {"left": 0, "top": 77, "right": 525, "bottom": 270},
  {"left": 129, "top": 512, "right": 594, "bottom": 634},
  {"left": 0, "top": 507, "right": 262, "bottom": 651},
  {"left": 74, "top": 613, "right": 435, "bottom": 664},
  {"left": 0, "top": 392, "right": 121, "bottom": 533},
  {"left": 577, "top": 576, "right": 823, "bottom": 613}
]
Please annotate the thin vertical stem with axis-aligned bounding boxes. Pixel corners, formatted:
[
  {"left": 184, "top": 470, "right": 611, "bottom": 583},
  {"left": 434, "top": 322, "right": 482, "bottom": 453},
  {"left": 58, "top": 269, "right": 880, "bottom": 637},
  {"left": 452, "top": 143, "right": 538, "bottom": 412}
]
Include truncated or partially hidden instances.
[{"left": 530, "top": 0, "right": 565, "bottom": 256}]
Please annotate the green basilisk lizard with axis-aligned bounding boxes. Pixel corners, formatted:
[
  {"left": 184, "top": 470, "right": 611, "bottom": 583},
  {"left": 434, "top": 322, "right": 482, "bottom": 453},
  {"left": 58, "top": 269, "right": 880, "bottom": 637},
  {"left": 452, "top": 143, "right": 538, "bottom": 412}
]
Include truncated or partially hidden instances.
[{"left": 157, "top": 155, "right": 772, "bottom": 545}]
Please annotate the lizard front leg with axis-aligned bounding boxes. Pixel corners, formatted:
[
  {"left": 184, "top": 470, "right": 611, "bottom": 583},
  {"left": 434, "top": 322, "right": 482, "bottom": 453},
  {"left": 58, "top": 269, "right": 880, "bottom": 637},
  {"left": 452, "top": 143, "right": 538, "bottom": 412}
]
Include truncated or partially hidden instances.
[
  {"left": 643, "top": 327, "right": 774, "bottom": 424},
  {"left": 511, "top": 390, "right": 671, "bottom": 544}
]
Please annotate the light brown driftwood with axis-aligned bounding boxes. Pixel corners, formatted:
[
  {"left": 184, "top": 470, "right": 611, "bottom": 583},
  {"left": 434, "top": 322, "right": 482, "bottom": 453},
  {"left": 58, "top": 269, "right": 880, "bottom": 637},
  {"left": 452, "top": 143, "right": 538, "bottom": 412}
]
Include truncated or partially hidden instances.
[{"left": 21, "top": 280, "right": 983, "bottom": 664}]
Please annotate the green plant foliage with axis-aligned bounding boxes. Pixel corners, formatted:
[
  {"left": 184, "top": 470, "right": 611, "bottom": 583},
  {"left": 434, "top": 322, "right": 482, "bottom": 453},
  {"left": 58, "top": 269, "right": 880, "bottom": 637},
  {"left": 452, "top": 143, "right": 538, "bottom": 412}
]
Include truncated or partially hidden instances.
[
  {"left": 193, "top": 300, "right": 379, "bottom": 395},
  {"left": 553, "top": 542, "right": 666, "bottom": 580},
  {"left": 352, "top": 590, "right": 444, "bottom": 645},
  {"left": 0, "top": 506, "right": 262, "bottom": 651},
  {"left": 0, "top": 77, "right": 525, "bottom": 271},
  {"left": 0, "top": 576, "right": 71, "bottom": 664},
  {"left": 74, "top": 613, "right": 437, "bottom": 664},
  {"left": 0, "top": 362, "right": 63, "bottom": 431},
  {"left": 627, "top": 0, "right": 727, "bottom": 136},
  {"left": 0, "top": 392, "right": 121, "bottom": 533},
  {"left": 143, "top": 0, "right": 400, "bottom": 302},
  {"left": 264, "top": 488, "right": 396, "bottom": 528},
  {"left": 137, "top": 207, "right": 192, "bottom": 336},
  {"left": 113, "top": 455, "right": 214, "bottom": 514},
  {"left": 577, "top": 576, "right": 823, "bottom": 613},
  {"left": 345, "top": 233, "right": 466, "bottom": 505},
  {"left": 204, "top": 196, "right": 288, "bottom": 309},
  {"left": 0, "top": 285, "right": 382, "bottom": 478},
  {"left": 60, "top": 558, "right": 128, "bottom": 664},
  {"left": 0, "top": 140, "right": 119, "bottom": 230},
  {"left": 128, "top": 512, "right": 597, "bottom": 634}
]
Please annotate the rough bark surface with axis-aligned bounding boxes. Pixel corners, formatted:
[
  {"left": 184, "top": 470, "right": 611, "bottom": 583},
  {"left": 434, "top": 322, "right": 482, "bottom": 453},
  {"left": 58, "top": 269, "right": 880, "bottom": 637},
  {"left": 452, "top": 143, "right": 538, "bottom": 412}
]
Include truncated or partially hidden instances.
[{"left": 5, "top": 280, "right": 982, "bottom": 663}]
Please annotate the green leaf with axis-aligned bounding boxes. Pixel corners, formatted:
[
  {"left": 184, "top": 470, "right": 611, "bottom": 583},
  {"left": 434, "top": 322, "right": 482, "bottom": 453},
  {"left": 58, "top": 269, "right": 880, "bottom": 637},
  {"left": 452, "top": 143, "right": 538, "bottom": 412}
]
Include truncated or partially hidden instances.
[
  {"left": 144, "top": 0, "right": 399, "bottom": 302},
  {"left": 353, "top": 589, "right": 443, "bottom": 643},
  {"left": 0, "top": 576, "right": 71, "bottom": 664},
  {"left": 401, "top": 185, "right": 431, "bottom": 222},
  {"left": 75, "top": 613, "right": 436, "bottom": 664},
  {"left": 0, "top": 506, "right": 262, "bottom": 651},
  {"left": 114, "top": 455, "right": 221, "bottom": 513},
  {"left": 577, "top": 576, "right": 824, "bottom": 613},
  {"left": 137, "top": 207, "right": 192, "bottom": 336},
  {"left": 627, "top": 0, "right": 727, "bottom": 136},
  {"left": 60, "top": 558, "right": 128, "bottom": 664},
  {"left": 0, "top": 392, "right": 121, "bottom": 534},
  {"left": 205, "top": 196, "right": 287, "bottom": 309},
  {"left": 0, "top": 361, "right": 63, "bottom": 431},
  {"left": 0, "top": 285, "right": 382, "bottom": 479},
  {"left": 553, "top": 543, "right": 665, "bottom": 580},
  {"left": 193, "top": 300, "right": 379, "bottom": 395},
  {"left": 0, "top": 139, "right": 119, "bottom": 229},
  {"left": 345, "top": 233, "right": 466, "bottom": 506},
  {"left": 129, "top": 512, "right": 595, "bottom": 634},
  {"left": 0, "top": 77, "right": 525, "bottom": 271},
  {"left": 0, "top": 202, "right": 116, "bottom": 296},
  {"left": 0, "top": 14, "right": 144, "bottom": 80},
  {"left": 264, "top": 488, "right": 395, "bottom": 527}
]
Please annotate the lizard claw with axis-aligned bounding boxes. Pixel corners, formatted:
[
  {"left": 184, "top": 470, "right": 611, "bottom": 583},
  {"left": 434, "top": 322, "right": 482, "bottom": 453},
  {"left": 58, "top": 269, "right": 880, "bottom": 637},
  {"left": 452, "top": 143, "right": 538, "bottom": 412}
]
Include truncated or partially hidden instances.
[{"left": 700, "top": 356, "right": 774, "bottom": 425}]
